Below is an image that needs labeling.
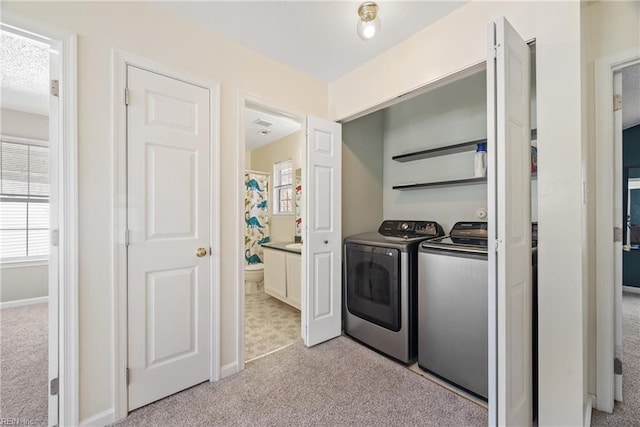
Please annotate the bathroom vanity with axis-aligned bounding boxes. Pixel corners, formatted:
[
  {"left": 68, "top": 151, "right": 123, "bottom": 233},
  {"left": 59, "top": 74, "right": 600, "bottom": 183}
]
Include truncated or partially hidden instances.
[{"left": 261, "top": 242, "right": 301, "bottom": 310}]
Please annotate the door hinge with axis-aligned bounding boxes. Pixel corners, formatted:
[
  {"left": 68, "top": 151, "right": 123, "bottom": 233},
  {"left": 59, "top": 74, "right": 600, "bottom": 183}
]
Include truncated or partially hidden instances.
[
  {"left": 125, "top": 229, "right": 130, "bottom": 247},
  {"left": 210, "top": 247, "right": 212, "bottom": 256},
  {"left": 51, "top": 229, "right": 60, "bottom": 247},
  {"left": 125, "top": 88, "right": 130, "bottom": 106},
  {"left": 50, "top": 80, "right": 59, "bottom": 97},
  {"left": 50, "top": 377, "right": 59, "bottom": 396},
  {"left": 614, "top": 226, "right": 623, "bottom": 243},
  {"left": 126, "top": 368, "right": 130, "bottom": 386},
  {"left": 613, "top": 94, "right": 622, "bottom": 112},
  {"left": 492, "top": 44, "right": 500, "bottom": 59}
]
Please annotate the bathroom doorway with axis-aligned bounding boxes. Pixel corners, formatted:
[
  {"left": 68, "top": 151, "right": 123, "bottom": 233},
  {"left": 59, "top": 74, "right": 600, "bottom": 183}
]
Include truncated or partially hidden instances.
[{"left": 242, "top": 101, "right": 304, "bottom": 362}]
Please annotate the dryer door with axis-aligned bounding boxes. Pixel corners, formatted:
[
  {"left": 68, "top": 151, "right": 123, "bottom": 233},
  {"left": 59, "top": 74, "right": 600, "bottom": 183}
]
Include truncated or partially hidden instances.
[{"left": 345, "top": 243, "right": 401, "bottom": 331}]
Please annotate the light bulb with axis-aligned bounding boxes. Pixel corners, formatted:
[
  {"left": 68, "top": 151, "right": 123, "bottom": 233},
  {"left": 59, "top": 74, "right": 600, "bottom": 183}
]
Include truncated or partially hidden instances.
[
  {"left": 357, "top": 16, "right": 381, "bottom": 41},
  {"left": 356, "top": 2, "right": 381, "bottom": 41}
]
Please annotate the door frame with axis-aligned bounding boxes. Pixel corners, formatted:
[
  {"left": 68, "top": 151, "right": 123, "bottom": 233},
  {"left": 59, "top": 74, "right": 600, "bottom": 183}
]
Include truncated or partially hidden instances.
[
  {"left": 235, "top": 92, "right": 306, "bottom": 373},
  {"left": 595, "top": 45, "right": 640, "bottom": 413},
  {"left": 0, "top": 11, "right": 79, "bottom": 427},
  {"left": 112, "top": 50, "right": 221, "bottom": 421}
]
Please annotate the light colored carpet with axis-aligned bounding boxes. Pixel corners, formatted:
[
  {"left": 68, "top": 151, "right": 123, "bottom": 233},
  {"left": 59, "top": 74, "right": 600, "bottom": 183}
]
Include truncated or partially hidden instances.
[
  {"left": 0, "top": 303, "right": 48, "bottom": 425},
  {"left": 592, "top": 291, "right": 640, "bottom": 426},
  {"left": 245, "top": 291, "right": 300, "bottom": 361},
  {"left": 115, "top": 335, "right": 487, "bottom": 426}
]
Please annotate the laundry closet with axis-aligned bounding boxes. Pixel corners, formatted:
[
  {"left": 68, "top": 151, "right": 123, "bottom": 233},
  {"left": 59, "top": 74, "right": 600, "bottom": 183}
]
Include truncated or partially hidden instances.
[
  {"left": 342, "top": 60, "right": 537, "bottom": 235},
  {"left": 341, "top": 45, "right": 539, "bottom": 418}
]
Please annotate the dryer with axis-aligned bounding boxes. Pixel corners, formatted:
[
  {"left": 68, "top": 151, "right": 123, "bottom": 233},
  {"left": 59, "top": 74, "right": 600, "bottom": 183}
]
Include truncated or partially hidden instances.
[{"left": 343, "top": 220, "right": 444, "bottom": 364}]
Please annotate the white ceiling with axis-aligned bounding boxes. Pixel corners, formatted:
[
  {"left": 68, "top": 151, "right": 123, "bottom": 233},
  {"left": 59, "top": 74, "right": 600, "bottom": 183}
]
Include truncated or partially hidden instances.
[
  {"left": 0, "top": 30, "right": 49, "bottom": 116},
  {"left": 3, "top": 2, "right": 638, "bottom": 131},
  {"left": 245, "top": 107, "right": 302, "bottom": 150},
  {"left": 153, "top": 1, "right": 468, "bottom": 82},
  {"left": 622, "top": 63, "right": 640, "bottom": 130}
]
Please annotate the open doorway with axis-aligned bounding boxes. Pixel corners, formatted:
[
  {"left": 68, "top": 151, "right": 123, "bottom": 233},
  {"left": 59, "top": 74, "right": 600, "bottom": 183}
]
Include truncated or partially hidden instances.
[
  {"left": 0, "top": 26, "right": 51, "bottom": 425},
  {"left": 242, "top": 103, "right": 304, "bottom": 362},
  {"left": 601, "top": 63, "right": 640, "bottom": 424},
  {"left": 0, "top": 15, "right": 79, "bottom": 426},
  {"left": 594, "top": 45, "right": 640, "bottom": 422}
]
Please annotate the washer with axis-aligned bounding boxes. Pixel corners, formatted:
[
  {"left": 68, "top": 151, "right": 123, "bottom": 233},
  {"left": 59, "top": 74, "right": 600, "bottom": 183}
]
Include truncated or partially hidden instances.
[
  {"left": 343, "top": 220, "right": 444, "bottom": 364},
  {"left": 417, "top": 221, "right": 538, "bottom": 401}
]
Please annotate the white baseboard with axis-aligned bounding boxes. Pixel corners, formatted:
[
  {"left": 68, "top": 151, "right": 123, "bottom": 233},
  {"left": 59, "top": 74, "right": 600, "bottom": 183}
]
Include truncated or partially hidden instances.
[
  {"left": 584, "top": 394, "right": 594, "bottom": 427},
  {"left": 80, "top": 409, "right": 115, "bottom": 427},
  {"left": 0, "top": 296, "right": 48, "bottom": 309},
  {"left": 623, "top": 285, "right": 640, "bottom": 295},
  {"left": 220, "top": 361, "right": 238, "bottom": 379}
]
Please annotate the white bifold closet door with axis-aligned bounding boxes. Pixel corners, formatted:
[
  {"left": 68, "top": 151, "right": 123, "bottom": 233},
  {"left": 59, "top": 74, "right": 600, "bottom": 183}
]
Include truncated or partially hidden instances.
[
  {"left": 487, "top": 16, "right": 532, "bottom": 427},
  {"left": 303, "top": 116, "right": 342, "bottom": 347}
]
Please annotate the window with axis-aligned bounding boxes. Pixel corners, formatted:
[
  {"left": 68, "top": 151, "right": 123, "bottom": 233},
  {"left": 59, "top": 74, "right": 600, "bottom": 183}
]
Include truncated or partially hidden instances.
[
  {"left": 273, "top": 160, "right": 293, "bottom": 215},
  {"left": 0, "top": 136, "right": 49, "bottom": 261}
]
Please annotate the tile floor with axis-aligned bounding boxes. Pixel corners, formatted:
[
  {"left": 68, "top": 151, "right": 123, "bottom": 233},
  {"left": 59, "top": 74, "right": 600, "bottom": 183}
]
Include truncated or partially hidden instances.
[{"left": 244, "top": 290, "right": 300, "bottom": 361}]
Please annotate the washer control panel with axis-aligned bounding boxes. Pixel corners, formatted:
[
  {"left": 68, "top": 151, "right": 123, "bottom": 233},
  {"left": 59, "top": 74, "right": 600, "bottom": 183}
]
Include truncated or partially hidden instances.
[{"left": 378, "top": 220, "right": 444, "bottom": 239}]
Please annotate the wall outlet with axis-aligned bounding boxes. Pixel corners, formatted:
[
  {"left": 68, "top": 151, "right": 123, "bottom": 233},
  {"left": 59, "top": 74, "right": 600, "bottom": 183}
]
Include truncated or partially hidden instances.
[{"left": 475, "top": 208, "right": 488, "bottom": 219}]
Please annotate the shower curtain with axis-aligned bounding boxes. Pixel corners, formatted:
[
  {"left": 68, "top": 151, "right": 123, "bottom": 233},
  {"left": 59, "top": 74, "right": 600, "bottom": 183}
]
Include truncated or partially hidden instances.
[{"left": 245, "top": 172, "right": 270, "bottom": 265}]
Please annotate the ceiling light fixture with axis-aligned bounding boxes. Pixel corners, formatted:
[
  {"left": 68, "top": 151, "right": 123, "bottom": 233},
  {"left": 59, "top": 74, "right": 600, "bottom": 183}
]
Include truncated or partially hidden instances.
[{"left": 356, "top": 2, "right": 381, "bottom": 41}]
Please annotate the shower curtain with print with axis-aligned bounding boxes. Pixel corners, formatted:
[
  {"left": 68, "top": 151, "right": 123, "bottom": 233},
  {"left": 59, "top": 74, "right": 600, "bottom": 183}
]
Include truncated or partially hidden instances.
[{"left": 245, "top": 172, "right": 270, "bottom": 265}]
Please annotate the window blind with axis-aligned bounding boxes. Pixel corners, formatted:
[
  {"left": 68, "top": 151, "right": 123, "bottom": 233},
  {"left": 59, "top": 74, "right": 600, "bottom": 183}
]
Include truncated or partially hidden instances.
[{"left": 0, "top": 138, "right": 49, "bottom": 260}]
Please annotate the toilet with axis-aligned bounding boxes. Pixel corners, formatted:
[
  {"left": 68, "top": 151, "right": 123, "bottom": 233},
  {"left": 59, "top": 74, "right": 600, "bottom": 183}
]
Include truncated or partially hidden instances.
[{"left": 245, "top": 263, "right": 264, "bottom": 294}]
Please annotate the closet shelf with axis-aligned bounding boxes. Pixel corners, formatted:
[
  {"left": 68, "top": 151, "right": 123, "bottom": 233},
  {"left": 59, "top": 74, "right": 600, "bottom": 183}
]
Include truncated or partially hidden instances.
[
  {"left": 392, "top": 139, "right": 484, "bottom": 162},
  {"left": 392, "top": 129, "right": 538, "bottom": 163},
  {"left": 393, "top": 173, "right": 536, "bottom": 191},
  {"left": 392, "top": 177, "right": 487, "bottom": 190}
]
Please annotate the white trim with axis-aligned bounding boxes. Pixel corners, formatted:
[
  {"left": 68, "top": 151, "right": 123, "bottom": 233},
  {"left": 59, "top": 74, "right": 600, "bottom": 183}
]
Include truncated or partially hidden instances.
[
  {"left": 584, "top": 394, "right": 594, "bottom": 427},
  {"left": 79, "top": 409, "right": 115, "bottom": 427},
  {"left": 0, "top": 134, "right": 49, "bottom": 147},
  {"left": 220, "top": 362, "right": 239, "bottom": 379},
  {"left": 245, "top": 169, "right": 271, "bottom": 176},
  {"left": 622, "top": 285, "right": 640, "bottom": 295},
  {"left": 236, "top": 91, "right": 306, "bottom": 374},
  {"left": 0, "top": 296, "right": 48, "bottom": 309},
  {"left": 1, "top": 11, "right": 79, "bottom": 427},
  {"left": 111, "top": 49, "right": 221, "bottom": 422},
  {"left": 209, "top": 66, "right": 222, "bottom": 385},
  {"left": 0, "top": 260, "right": 49, "bottom": 268},
  {"left": 595, "top": 45, "right": 640, "bottom": 414}
]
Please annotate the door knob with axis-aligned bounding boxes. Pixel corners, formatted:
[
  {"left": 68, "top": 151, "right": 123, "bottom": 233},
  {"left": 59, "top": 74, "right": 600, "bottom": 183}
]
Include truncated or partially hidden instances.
[{"left": 195, "top": 247, "right": 207, "bottom": 257}]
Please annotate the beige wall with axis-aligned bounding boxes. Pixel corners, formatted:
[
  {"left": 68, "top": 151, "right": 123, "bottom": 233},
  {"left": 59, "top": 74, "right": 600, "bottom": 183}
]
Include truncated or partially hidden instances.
[
  {"left": 582, "top": 0, "right": 640, "bottom": 403},
  {"left": 249, "top": 131, "right": 303, "bottom": 243},
  {"left": 0, "top": 108, "right": 49, "bottom": 303},
  {"left": 342, "top": 110, "right": 384, "bottom": 238},
  {"left": 2, "top": 1, "right": 327, "bottom": 421},
  {"left": 330, "top": 1, "right": 586, "bottom": 424}
]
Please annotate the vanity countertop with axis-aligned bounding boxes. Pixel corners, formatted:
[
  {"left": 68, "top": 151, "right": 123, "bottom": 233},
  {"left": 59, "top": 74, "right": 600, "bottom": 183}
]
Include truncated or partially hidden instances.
[{"left": 261, "top": 241, "right": 302, "bottom": 254}]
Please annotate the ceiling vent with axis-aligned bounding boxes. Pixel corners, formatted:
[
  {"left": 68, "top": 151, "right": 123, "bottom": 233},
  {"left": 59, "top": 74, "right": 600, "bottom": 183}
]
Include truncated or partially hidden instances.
[{"left": 253, "top": 118, "right": 274, "bottom": 127}]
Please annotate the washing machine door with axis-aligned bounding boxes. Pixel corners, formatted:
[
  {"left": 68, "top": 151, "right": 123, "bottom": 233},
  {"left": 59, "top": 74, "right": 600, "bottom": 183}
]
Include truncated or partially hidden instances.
[{"left": 345, "top": 243, "right": 401, "bottom": 332}]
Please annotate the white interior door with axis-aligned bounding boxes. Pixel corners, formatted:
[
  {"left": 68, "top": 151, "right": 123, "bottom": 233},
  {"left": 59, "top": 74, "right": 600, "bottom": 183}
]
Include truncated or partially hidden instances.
[
  {"left": 614, "top": 71, "right": 623, "bottom": 402},
  {"left": 47, "top": 46, "right": 59, "bottom": 427},
  {"left": 127, "top": 65, "right": 211, "bottom": 410},
  {"left": 303, "top": 116, "right": 342, "bottom": 347},
  {"left": 487, "top": 17, "right": 532, "bottom": 426}
]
